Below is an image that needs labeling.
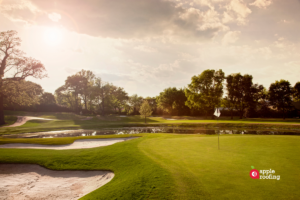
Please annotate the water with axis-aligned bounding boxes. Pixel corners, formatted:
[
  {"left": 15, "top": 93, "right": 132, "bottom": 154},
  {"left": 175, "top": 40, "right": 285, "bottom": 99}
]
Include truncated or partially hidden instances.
[{"left": 2, "top": 127, "right": 300, "bottom": 138}]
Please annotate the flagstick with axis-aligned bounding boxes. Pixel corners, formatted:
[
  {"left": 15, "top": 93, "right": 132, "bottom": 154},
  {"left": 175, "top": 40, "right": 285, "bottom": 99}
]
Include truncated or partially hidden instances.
[{"left": 218, "top": 115, "right": 219, "bottom": 150}]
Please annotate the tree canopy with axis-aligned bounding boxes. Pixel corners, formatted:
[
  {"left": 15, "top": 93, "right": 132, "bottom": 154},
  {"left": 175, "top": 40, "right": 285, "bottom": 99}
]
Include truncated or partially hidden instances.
[
  {"left": 139, "top": 100, "right": 153, "bottom": 123},
  {"left": 0, "top": 30, "right": 47, "bottom": 124},
  {"left": 185, "top": 69, "right": 225, "bottom": 118},
  {"left": 269, "top": 80, "right": 294, "bottom": 119}
]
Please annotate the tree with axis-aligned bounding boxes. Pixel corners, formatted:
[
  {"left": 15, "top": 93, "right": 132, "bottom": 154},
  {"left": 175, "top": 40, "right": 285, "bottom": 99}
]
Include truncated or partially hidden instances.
[
  {"left": 269, "top": 80, "right": 294, "bottom": 119},
  {"left": 55, "top": 85, "right": 77, "bottom": 109},
  {"left": 156, "top": 87, "right": 189, "bottom": 115},
  {"left": 64, "top": 74, "right": 87, "bottom": 112},
  {"left": 75, "top": 69, "right": 96, "bottom": 111},
  {"left": 40, "top": 92, "right": 56, "bottom": 105},
  {"left": 185, "top": 69, "right": 225, "bottom": 119},
  {"left": 111, "top": 87, "right": 128, "bottom": 114},
  {"left": 293, "top": 82, "right": 300, "bottom": 102},
  {"left": 128, "top": 94, "right": 143, "bottom": 115},
  {"left": 4, "top": 80, "right": 43, "bottom": 109},
  {"left": 139, "top": 100, "right": 153, "bottom": 123},
  {"left": 0, "top": 30, "right": 47, "bottom": 124},
  {"left": 226, "top": 73, "right": 256, "bottom": 119},
  {"left": 145, "top": 97, "right": 158, "bottom": 115}
]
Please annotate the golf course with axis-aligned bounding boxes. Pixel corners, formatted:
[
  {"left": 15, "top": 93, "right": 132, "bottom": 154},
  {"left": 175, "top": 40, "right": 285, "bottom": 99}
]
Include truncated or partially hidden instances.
[{"left": 1, "top": 112, "right": 300, "bottom": 199}]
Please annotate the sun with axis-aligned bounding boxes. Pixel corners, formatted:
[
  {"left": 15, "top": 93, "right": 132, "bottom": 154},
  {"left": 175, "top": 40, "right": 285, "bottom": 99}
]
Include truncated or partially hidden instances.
[{"left": 43, "top": 27, "right": 62, "bottom": 46}]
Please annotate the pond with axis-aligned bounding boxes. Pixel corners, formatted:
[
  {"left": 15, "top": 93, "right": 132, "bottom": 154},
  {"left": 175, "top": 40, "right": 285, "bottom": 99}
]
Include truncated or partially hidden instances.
[{"left": 2, "top": 127, "right": 300, "bottom": 138}]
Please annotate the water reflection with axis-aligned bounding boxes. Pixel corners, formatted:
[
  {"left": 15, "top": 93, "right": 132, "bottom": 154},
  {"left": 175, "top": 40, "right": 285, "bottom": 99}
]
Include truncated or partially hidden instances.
[{"left": 2, "top": 127, "right": 300, "bottom": 138}]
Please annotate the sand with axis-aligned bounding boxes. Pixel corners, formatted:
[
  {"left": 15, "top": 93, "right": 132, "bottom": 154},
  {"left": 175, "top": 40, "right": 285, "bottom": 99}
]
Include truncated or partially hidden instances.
[
  {"left": 0, "top": 137, "right": 136, "bottom": 150},
  {"left": 0, "top": 164, "right": 114, "bottom": 200},
  {"left": 3, "top": 116, "right": 53, "bottom": 128}
]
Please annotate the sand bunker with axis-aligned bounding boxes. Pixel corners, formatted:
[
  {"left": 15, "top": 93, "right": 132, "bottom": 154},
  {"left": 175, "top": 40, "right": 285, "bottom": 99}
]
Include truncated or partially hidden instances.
[
  {"left": 0, "top": 138, "right": 136, "bottom": 150},
  {"left": 3, "top": 116, "right": 53, "bottom": 128},
  {"left": 0, "top": 164, "right": 114, "bottom": 200}
]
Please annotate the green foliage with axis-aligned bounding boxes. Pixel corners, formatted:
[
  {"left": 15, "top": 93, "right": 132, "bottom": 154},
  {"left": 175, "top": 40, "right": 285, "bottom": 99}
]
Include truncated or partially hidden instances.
[
  {"left": 269, "top": 79, "right": 294, "bottom": 119},
  {"left": 157, "top": 87, "right": 189, "bottom": 115},
  {"left": 185, "top": 69, "right": 225, "bottom": 118},
  {"left": 128, "top": 94, "right": 143, "bottom": 115},
  {"left": 3, "top": 80, "right": 43, "bottom": 107},
  {"left": 0, "top": 30, "right": 47, "bottom": 125},
  {"left": 40, "top": 92, "right": 56, "bottom": 105},
  {"left": 293, "top": 82, "right": 300, "bottom": 102},
  {"left": 139, "top": 100, "right": 153, "bottom": 123},
  {"left": 225, "top": 73, "right": 265, "bottom": 119}
]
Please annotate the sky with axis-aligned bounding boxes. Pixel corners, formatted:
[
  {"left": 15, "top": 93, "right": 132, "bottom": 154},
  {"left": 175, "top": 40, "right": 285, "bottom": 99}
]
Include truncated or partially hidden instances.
[{"left": 1, "top": 0, "right": 300, "bottom": 97}]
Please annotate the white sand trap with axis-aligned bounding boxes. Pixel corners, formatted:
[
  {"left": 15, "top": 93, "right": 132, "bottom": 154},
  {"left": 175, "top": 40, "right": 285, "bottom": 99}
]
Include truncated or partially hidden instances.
[
  {"left": 3, "top": 116, "right": 53, "bottom": 128},
  {"left": 0, "top": 164, "right": 114, "bottom": 200},
  {"left": 0, "top": 138, "right": 136, "bottom": 150}
]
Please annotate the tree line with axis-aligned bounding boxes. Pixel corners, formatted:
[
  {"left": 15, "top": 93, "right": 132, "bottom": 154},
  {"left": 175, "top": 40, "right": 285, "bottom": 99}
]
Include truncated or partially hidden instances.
[{"left": 1, "top": 30, "right": 300, "bottom": 125}]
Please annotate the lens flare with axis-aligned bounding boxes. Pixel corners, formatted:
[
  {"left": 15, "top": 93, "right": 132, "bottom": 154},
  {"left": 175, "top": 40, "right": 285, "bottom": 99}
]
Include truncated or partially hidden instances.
[{"left": 43, "top": 27, "right": 62, "bottom": 46}]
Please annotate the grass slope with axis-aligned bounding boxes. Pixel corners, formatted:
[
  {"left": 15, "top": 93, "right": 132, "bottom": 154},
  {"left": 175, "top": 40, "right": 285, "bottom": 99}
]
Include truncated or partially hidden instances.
[
  {"left": 0, "top": 135, "right": 175, "bottom": 200},
  {"left": 0, "top": 134, "right": 300, "bottom": 199},
  {"left": 140, "top": 134, "right": 300, "bottom": 199}
]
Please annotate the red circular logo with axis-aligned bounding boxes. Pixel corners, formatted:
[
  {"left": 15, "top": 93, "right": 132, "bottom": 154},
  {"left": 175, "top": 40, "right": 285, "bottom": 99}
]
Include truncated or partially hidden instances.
[{"left": 250, "top": 169, "right": 260, "bottom": 179}]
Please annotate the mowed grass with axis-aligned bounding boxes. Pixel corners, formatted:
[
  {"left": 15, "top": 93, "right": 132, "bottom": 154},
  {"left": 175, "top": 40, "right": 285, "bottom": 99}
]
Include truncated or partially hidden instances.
[{"left": 0, "top": 134, "right": 299, "bottom": 199}]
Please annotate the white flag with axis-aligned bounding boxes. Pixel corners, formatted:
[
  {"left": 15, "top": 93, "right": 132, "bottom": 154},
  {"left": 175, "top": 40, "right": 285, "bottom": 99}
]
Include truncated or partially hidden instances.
[{"left": 214, "top": 108, "right": 221, "bottom": 117}]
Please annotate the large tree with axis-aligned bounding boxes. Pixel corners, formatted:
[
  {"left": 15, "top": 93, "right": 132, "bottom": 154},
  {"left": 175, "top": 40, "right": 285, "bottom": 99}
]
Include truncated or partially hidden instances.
[
  {"left": 4, "top": 80, "right": 43, "bottom": 109},
  {"left": 225, "top": 73, "right": 261, "bottom": 119},
  {"left": 0, "top": 30, "right": 47, "bottom": 124},
  {"left": 185, "top": 69, "right": 225, "bottom": 118},
  {"left": 75, "top": 69, "right": 96, "bottom": 111},
  {"left": 269, "top": 80, "right": 294, "bottom": 119},
  {"left": 157, "top": 87, "right": 189, "bottom": 115}
]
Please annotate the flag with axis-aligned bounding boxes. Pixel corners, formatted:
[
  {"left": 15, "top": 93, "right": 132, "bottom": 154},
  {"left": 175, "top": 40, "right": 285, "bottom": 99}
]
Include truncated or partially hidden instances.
[{"left": 214, "top": 108, "right": 221, "bottom": 117}]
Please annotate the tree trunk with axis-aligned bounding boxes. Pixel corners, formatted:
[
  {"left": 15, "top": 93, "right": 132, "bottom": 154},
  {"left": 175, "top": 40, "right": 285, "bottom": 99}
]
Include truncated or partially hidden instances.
[
  {"left": 239, "top": 110, "right": 243, "bottom": 119},
  {"left": 0, "top": 94, "right": 5, "bottom": 125},
  {"left": 0, "top": 78, "right": 5, "bottom": 125},
  {"left": 84, "top": 96, "right": 87, "bottom": 111},
  {"left": 230, "top": 109, "right": 233, "bottom": 119},
  {"left": 145, "top": 116, "right": 146, "bottom": 124}
]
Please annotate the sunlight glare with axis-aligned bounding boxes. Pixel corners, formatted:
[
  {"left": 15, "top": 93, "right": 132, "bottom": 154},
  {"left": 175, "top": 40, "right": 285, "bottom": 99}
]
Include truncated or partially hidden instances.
[{"left": 43, "top": 27, "right": 62, "bottom": 46}]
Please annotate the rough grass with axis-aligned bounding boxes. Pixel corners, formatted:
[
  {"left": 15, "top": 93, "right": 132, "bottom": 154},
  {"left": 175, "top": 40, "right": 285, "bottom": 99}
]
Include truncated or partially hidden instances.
[{"left": 0, "top": 134, "right": 299, "bottom": 199}]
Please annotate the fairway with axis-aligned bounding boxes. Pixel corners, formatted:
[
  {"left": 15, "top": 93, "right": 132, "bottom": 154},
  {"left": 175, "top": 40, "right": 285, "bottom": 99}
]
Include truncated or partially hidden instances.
[{"left": 1, "top": 134, "right": 299, "bottom": 199}]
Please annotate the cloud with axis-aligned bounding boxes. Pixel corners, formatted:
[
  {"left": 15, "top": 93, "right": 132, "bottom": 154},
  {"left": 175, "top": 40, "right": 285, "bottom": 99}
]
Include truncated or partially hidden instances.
[
  {"left": 222, "top": 31, "right": 241, "bottom": 45},
  {"left": 134, "top": 45, "right": 156, "bottom": 53},
  {"left": 1, "top": 0, "right": 239, "bottom": 41},
  {"left": 225, "top": 0, "right": 252, "bottom": 25},
  {"left": 249, "top": 0, "right": 272, "bottom": 9},
  {"left": 48, "top": 12, "right": 61, "bottom": 22}
]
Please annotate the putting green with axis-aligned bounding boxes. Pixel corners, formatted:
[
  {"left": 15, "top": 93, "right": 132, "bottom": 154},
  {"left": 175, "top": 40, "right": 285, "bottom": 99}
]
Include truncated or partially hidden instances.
[{"left": 0, "top": 134, "right": 299, "bottom": 199}]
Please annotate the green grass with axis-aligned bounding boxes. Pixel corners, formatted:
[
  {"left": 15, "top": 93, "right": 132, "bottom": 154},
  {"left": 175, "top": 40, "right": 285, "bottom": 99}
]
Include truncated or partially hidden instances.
[
  {"left": 0, "top": 134, "right": 299, "bottom": 199},
  {"left": 0, "top": 115, "right": 18, "bottom": 127}
]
